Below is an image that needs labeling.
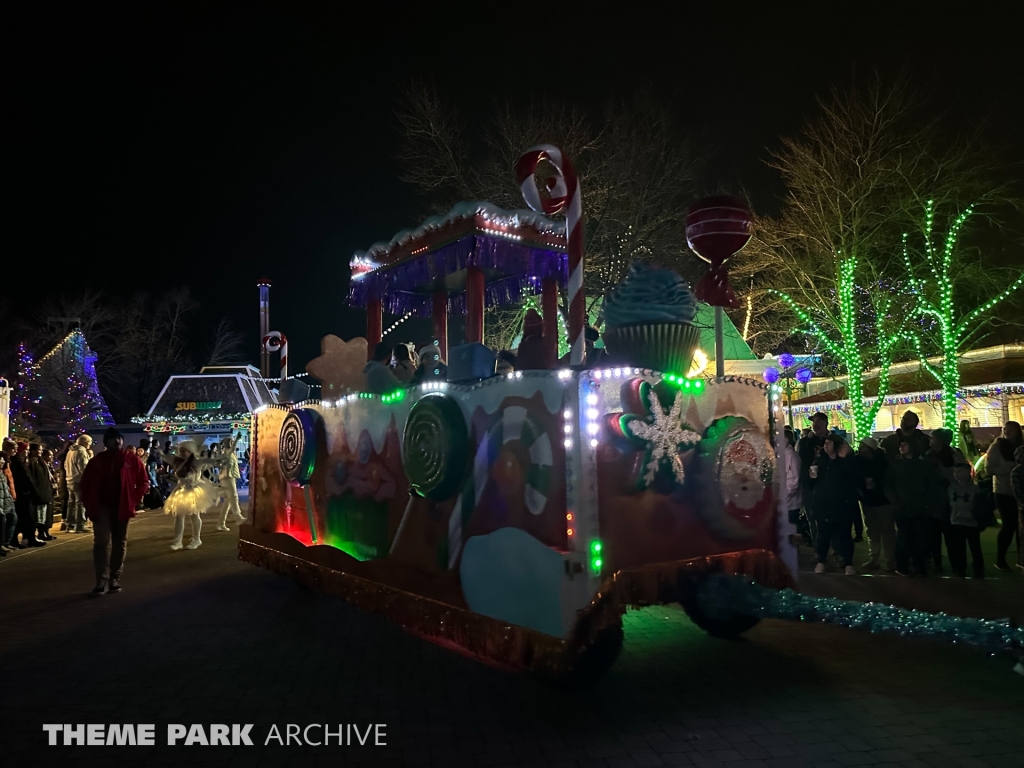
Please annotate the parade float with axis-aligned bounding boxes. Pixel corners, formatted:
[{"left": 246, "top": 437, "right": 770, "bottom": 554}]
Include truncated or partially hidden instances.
[{"left": 238, "top": 146, "right": 1023, "bottom": 679}]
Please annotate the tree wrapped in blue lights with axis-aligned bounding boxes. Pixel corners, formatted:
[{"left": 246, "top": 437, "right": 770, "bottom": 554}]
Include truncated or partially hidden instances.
[
  {"left": 11, "top": 343, "right": 41, "bottom": 437},
  {"left": 902, "top": 200, "right": 1024, "bottom": 433}
]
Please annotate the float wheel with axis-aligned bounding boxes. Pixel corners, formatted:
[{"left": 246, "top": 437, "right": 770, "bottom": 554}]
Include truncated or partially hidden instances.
[
  {"left": 679, "top": 576, "right": 760, "bottom": 639},
  {"left": 403, "top": 394, "right": 469, "bottom": 500}
]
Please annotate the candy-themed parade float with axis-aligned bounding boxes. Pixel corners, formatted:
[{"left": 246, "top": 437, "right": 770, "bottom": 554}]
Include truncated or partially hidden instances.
[{"left": 238, "top": 145, "right": 1023, "bottom": 679}]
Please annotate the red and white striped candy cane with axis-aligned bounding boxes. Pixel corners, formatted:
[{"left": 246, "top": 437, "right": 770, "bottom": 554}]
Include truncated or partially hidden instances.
[
  {"left": 515, "top": 144, "right": 585, "bottom": 366},
  {"left": 262, "top": 331, "right": 288, "bottom": 382}
]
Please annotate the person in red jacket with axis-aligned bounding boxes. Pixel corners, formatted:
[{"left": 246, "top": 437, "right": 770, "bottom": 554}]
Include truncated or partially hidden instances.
[{"left": 79, "top": 427, "right": 149, "bottom": 595}]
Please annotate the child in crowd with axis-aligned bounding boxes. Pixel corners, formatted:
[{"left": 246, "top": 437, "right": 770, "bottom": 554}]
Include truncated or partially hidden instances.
[{"left": 947, "top": 461, "right": 985, "bottom": 578}]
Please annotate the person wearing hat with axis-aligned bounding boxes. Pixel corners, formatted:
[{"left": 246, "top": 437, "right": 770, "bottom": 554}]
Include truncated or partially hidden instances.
[
  {"left": 214, "top": 433, "right": 246, "bottom": 532},
  {"left": 856, "top": 437, "right": 894, "bottom": 571},
  {"left": 64, "top": 434, "right": 93, "bottom": 534},
  {"left": 413, "top": 344, "right": 447, "bottom": 383},
  {"left": 79, "top": 428, "right": 150, "bottom": 594},
  {"left": 160, "top": 439, "right": 219, "bottom": 551}
]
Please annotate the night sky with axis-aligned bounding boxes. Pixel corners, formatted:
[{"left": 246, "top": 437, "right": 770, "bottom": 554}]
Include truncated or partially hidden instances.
[{"left": 7, "top": 4, "right": 1022, "bottom": 370}]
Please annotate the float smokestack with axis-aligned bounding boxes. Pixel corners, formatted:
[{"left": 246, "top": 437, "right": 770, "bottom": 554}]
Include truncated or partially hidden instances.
[{"left": 258, "top": 280, "right": 271, "bottom": 377}]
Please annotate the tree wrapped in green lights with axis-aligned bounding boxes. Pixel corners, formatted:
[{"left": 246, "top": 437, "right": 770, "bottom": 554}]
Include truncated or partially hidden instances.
[
  {"left": 902, "top": 200, "right": 1024, "bottom": 433},
  {"left": 773, "top": 254, "right": 910, "bottom": 442}
]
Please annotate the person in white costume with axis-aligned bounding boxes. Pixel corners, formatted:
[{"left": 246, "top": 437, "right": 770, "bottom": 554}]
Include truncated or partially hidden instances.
[
  {"left": 162, "top": 440, "right": 217, "bottom": 551},
  {"left": 215, "top": 434, "right": 246, "bottom": 532}
]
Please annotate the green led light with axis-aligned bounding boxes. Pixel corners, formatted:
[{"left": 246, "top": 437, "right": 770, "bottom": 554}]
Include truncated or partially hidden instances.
[{"left": 593, "top": 558, "right": 603, "bottom": 569}]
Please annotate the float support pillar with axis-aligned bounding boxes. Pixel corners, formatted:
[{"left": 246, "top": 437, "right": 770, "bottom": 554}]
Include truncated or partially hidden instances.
[
  {"left": 466, "top": 267, "right": 485, "bottom": 344},
  {"left": 542, "top": 278, "right": 559, "bottom": 367},
  {"left": 432, "top": 291, "right": 448, "bottom": 362},
  {"left": 367, "top": 298, "right": 383, "bottom": 361}
]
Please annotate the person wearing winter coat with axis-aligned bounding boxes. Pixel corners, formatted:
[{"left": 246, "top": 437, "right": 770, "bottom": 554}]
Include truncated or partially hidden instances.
[
  {"left": 987, "top": 420, "right": 1023, "bottom": 571},
  {"left": 886, "top": 437, "right": 936, "bottom": 576},
  {"left": 1011, "top": 445, "right": 1024, "bottom": 573},
  {"left": 926, "top": 428, "right": 959, "bottom": 573},
  {"left": 811, "top": 434, "right": 859, "bottom": 575},
  {"left": 27, "top": 444, "right": 55, "bottom": 542},
  {"left": 79, "top": 428, "right": 149, "bottom": 595},
  {"left": 0, "top": 454, "right": 16, "bottom": 554},
  {"left": 856, "top": 437, "right": 894, "bottom": 571},
  {"left": 9, "top": 442, "right": 42, "bottom": 547},
  {"left": 881, "top": 410, "right": 930, "bottom": 463},
  {"left": 797, "top": 412, "right": 830, "bottom": 543},
  {"left": 947, "top": 462, "right": 985, "bottom": 578},
  {"left": 413, "top": 344, "right": 447, "bottom": 383}
]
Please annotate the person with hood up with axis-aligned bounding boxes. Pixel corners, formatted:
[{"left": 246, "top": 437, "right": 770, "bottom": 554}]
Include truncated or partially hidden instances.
[
  {"left": 79, "top": 428, "right": 149, "bottom": 595},
  {"left": 64, "top": 434, "right": 92, "bottom": 533},
  {"left": 811, "top": 434, "right": 859, "bottom": 575},
  {"left": 27, "top": 444, "right": 55, "bottom": 541},
  {"left": 515, "top": 308, "right": 552, "bottom": 370},
  {"left": 947, "top": 461, "right": 986, "bottom": 578},
  {"left": 781, "top": 426, "right": 803, "bottom": 541},
  {"left": 161, "top": 440, "right": 218, "bottom": 551}
]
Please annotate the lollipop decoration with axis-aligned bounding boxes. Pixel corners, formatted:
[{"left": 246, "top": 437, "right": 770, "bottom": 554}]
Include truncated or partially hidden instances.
[
  {"left": 263, "top": 331, "right": 288, "bottom": 382},
  {"left": 279, "top": 408, "right": 320, "bottom": 544},
  {"left": 515, "top": 145, "right": 585, "bottom": 366},
  {"left": 685, "top": 197, "right": 752, "bottom": 377},
  {"left": 685, "top": 196, "right": 752, "bottom": 309}
]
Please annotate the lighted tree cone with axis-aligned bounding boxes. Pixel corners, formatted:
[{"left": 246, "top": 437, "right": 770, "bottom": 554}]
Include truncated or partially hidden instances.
[{"left": 515, "top": 145, "right": 585, "bottom": 365}]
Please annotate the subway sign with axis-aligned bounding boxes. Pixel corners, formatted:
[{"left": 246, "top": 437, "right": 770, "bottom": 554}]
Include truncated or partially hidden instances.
[{"left": 175, "top": 401, "right": 223, "bottom": 412}]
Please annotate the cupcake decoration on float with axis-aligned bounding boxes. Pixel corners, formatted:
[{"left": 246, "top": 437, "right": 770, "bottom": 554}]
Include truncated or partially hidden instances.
[{"left": 600, "top": 261, "right": 701, "bottom": 375}]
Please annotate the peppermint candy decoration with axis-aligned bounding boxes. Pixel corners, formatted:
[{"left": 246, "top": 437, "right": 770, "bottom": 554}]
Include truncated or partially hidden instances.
[
  {"left": 515, "top": 145, "right": 585, "bottom": 365},
  {"left": 279, "top": 408, "right": 319, "bottom": 485}
]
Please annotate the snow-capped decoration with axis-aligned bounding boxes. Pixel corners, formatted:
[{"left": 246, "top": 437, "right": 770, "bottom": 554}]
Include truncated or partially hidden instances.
[
  {"left": 609, "top": 382, "right": 701, "bottom": 488},
  {"left": 352, "top": 201, "right": 563, "bottom": 267}
]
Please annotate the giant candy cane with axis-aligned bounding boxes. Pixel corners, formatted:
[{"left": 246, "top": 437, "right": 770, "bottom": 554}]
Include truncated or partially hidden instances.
[
  {"left": 262, "top": 331, "right": 288, "bottom": 382},
  {"left": 515, "top": 145, "right": 585, "bottom": 366}
]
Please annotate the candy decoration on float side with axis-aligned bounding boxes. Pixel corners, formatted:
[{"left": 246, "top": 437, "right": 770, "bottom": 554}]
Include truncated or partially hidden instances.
[
  {"left": 279, "top": 408, "right": 321, "bottom": 543},
  {"left": 605, "top": 378, "right": 701, "bottom": 490},
  {"left": 263, "top": 331, "right": 288, "bottom": 381},
  {"left": 515, "top": 144, "right": 585, "bottom": 365},
  {"left": 685, "top": 197, "right": 752, "bottom": 310},
  {"left": 447, "top": 405, "right": 554, "bottom": 568},
  {"left": 402, "top": 394, "right": 469, "bottom": 501},
  {"left": 696, "top": 415, "right": 775, "bottom": 539}
]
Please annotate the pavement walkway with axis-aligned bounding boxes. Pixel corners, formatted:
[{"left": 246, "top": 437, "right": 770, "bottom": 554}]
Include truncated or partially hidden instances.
[{"left": 1, "top": 510, "right": 1022, "bottom": 767}]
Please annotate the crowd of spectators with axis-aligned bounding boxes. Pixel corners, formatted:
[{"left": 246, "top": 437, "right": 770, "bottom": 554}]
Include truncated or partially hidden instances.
[{"left": 785, "top": 410, "right": 1024, "bottom": 577}]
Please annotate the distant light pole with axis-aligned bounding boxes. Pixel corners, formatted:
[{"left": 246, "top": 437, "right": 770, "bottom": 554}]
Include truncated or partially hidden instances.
[{"left": 763, "top": 353, "right": 814, "bottom": 428}]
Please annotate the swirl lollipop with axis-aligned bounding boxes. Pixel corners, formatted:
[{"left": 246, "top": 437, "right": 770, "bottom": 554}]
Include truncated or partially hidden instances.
[
  {"left": 515, "top": 145, "right": 585, "bottom": 365},
  {"left": 279, "top": 409, "right": 320, "bottom": 544},
  {"left": 685, "top": 197, "right": 752, "bottom": 309}
]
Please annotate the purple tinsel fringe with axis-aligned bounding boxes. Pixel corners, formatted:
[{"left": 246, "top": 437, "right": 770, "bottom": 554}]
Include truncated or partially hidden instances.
[{"left": 348, "top": 234, "right": 566, "bottom": 314}]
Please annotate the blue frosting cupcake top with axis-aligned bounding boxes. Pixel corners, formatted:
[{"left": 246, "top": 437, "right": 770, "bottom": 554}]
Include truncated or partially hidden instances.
[{"left": 602, "top": 262, "right": 698, "bottom": 327}]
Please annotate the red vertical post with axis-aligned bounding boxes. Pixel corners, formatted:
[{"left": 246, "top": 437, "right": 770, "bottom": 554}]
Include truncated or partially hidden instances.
[
  {"left": 541, "top": 278, "right": 558, "bottom": 367},
  {"left": 432, "top": 290, "right": 448, "bottom": 362},
  {"left": 367, "top": 298, "right": 383, "bottom": 361},
  {"left": 465, "top": 267, "right": 485, "bottom": 344}
]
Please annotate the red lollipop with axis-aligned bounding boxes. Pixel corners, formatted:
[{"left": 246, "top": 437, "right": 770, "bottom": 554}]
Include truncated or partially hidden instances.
[{"left": 685, "top": 196, "right": 752, "bottom": 309}]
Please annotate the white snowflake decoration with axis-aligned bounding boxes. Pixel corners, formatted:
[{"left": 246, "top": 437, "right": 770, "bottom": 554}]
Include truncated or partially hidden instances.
[{"left": 625, "top": 391, "right": 702, "bottom": 486}]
